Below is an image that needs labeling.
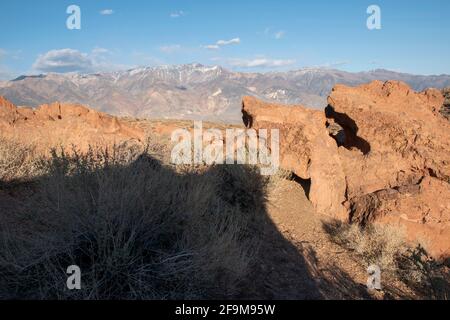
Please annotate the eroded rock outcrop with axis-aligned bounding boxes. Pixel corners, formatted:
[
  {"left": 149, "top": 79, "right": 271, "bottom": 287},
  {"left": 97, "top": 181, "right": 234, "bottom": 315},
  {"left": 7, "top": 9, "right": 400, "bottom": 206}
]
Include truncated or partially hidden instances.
[
  {"left": 243, "top": 81, "right": 450, "bottom": 257},
  {"left": 0, "top": 97, "right": 145, "bottom": 152},
  {"left": 327, "top": 81, "right": 450, "bottom": 257},
  {"left": 242, "top": 96, "right": 348, "bottom": 220}
]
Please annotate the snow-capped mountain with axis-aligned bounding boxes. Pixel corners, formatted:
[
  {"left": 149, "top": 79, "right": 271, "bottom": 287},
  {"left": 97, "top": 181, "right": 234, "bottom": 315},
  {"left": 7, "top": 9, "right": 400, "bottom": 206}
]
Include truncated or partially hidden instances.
[{"left": 1, "top": 64, "right": 449, "bottom": 123}]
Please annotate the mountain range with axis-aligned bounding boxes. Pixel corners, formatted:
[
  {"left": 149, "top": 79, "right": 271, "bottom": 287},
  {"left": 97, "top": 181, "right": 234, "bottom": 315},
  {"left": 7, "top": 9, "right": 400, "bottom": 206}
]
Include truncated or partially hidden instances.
[{"left": 1, "top": 64, "right": 450, "bottom": 123}]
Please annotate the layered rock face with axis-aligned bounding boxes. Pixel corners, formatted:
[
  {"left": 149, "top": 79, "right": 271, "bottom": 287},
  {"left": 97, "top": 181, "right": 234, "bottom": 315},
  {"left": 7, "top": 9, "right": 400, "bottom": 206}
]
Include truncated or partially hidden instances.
[
  {"left": 242, "top": 81, "right": 450, "bottom": 258},
  {"left": 0, "top": 96, "right": 145, "bottom": 152}
]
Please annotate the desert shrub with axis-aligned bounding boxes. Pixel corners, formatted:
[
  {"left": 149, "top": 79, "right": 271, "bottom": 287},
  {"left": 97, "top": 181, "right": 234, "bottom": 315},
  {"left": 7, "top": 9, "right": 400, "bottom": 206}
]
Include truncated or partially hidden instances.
[
  {"left": 325, "top": 222, "right": 407, "bottom": 272},
  {"left": 397, "top": 245, "right": 450, "bottom": 300},
  {"left": 0, "top": 137, "right": 40, "bottom": 184},
  {"left": 266, "top": 168, "right": 294, "bottom": 188},
  {"left": 324, "top": 221, "right": 450, "bottom": 299},
  {"left": 0, "top": 145, "right": 267, "bottom": 299},
  {"left": 144, "top": 135, "right": 172, "bottom": 164}
]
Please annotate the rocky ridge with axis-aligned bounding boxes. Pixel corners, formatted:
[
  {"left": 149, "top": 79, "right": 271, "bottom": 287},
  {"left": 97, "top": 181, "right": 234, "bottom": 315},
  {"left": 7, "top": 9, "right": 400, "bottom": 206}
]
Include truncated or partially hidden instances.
[{"left": 0, "top": 96, "right": 144, "bottom": 152}]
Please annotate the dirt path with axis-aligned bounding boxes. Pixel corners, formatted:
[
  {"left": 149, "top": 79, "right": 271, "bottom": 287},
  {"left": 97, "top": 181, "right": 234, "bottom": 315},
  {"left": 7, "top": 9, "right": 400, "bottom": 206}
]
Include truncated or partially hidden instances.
[{"left": 265, "top": 179, "right": 382, "bottom": 299}]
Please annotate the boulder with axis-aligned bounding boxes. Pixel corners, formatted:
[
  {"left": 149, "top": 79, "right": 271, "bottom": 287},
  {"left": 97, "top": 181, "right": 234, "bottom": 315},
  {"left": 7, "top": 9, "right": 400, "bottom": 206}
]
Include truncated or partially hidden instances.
[{"left": 242, "top": 81, "right": 450, "bottom": 257}]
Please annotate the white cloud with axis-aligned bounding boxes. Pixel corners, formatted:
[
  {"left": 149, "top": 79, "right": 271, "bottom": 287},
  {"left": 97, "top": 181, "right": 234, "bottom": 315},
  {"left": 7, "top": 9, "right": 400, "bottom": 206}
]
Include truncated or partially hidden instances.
[
  {"left": 100, "top": 9, "right": 114, "bottom": 15},
  {"left": 204, "top": 45, "right": 220, "bottom": 50},
  {"left": 91, "top": 47, "right": 111, "bottom": 55},
  {"left": 33, "top": 49, "right": 93, "bottom": 73},
  {"left": 0, "top": 49, "right": 22, "bottom": 61},
  {"left": 159, "top": 44, "right": 182, "bottom": 54},
  {"left": 228, "top": 58, "right": 296, "bottom": 68},
  {"left": 170, "top": 10, "right": 186, "bottom": 18},
  {"left": 319, "top": 61, "right": 350, "bottom": 68},
  {"left": 32, "top": 48, "right": 126, "bottom": 73},
  {"left": 274, "top": 30, "right": 285, "bottom": 39},
  {"left": 216, "top": 38, "right": 240, "bottom": 46},
  {"left": 264, "top": 28, "right": 286, "bottom": 40},
  {"left": 204, "top": 38, "right": 240, "bottom": 50}
]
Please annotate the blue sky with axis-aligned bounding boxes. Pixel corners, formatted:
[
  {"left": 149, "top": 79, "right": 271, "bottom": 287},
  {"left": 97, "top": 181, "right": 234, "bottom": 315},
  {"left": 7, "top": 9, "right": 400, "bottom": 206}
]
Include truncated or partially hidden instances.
[{"left": 0, "top": 0, "right": 449, "bottom": 79}]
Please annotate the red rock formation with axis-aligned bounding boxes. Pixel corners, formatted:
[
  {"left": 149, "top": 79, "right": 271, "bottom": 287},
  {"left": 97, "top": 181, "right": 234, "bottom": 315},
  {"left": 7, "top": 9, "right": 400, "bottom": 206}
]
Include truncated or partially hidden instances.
[
  {"left": 243, "top": 81, "right": 450, "bottom": 258},
  {"left": 0, "top": 97, "right": 145, "bottom": 152},
  {"left": 327, "top": 81, "right": 450, "bottom": 257},
  {"left": 242, "top": 96, "right": 348, "bottom": 220}
]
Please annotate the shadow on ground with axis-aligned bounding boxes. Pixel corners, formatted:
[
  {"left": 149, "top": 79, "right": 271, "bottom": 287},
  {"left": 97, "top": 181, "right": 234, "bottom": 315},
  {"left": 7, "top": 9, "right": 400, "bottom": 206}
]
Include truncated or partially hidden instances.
[{"left": 0, "top": 150, "right": 378, "bottom": 299}]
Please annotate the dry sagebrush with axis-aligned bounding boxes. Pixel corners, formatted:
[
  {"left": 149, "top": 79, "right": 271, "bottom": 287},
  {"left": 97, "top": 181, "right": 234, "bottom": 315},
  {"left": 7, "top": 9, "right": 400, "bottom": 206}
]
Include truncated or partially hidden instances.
[
  {"left": 0, "top": 137, "right": 41, "bottom": 184},
  {"left": 324, "top": 221, "right": 450, "bottom": 299},
  {"left": 0, "top": 145, "right": 267, "bottom": 299}
]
